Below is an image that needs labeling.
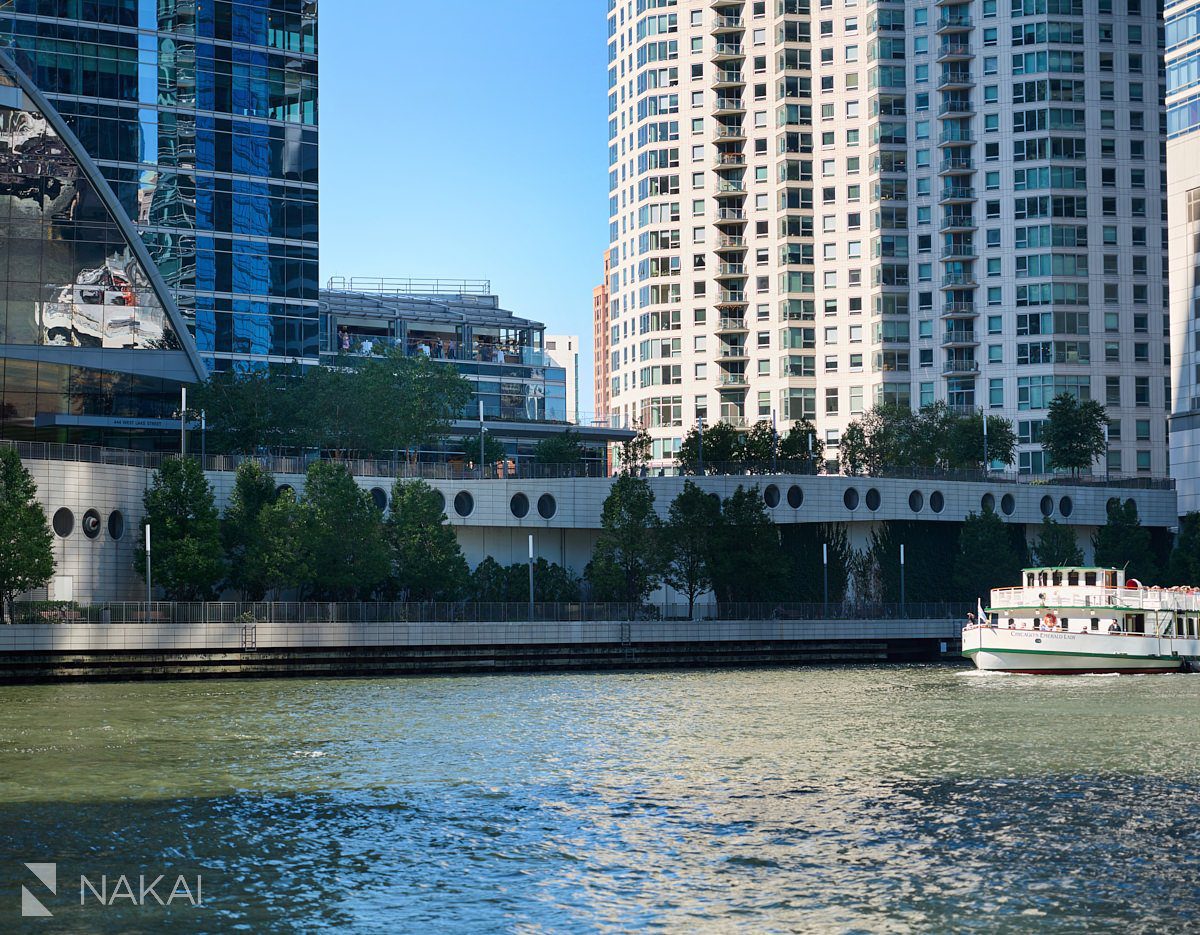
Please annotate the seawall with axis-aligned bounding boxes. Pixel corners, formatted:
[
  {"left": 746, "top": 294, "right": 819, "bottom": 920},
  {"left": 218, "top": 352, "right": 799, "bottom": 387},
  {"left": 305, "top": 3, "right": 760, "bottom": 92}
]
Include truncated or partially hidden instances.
[{"left": 0, "top": 619, "right": 963, "bottom": 683}]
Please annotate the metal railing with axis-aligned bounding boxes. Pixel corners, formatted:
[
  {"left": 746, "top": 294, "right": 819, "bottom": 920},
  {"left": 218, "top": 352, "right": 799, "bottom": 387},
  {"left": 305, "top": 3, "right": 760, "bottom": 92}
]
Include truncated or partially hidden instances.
[{"left": 8, "top": 601, "right": 973, "bottom": 627}]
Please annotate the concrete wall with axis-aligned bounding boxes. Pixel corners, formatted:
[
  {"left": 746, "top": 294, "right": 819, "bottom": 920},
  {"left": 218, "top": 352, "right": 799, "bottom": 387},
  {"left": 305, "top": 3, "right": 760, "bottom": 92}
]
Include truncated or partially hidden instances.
[{"left": 22, "top": 456, "right": 1178, "bottom": 603}]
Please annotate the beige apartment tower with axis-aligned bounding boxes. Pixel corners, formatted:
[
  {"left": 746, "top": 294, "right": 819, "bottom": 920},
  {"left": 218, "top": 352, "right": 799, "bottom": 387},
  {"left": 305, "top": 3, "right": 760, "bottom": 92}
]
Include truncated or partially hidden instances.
[{"left": 603, "top": 0, "right": 1168, "bottom": 475}]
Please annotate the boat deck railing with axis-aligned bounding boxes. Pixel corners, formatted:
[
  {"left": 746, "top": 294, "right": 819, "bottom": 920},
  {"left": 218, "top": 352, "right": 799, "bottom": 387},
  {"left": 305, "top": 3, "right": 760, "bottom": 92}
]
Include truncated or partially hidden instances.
[
  {"left": 965, "top": 622, "right": 1200, "bottom": 640},
  {"left": 988, "top": 586, "right": 1200, "bottom": 614}
]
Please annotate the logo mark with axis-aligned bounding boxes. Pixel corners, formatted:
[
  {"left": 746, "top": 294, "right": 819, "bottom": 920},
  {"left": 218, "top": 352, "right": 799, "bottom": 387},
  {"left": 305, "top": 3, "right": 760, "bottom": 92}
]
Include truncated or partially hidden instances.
[{"left": 21, "top": 863, "right": 56, "bottom": 917}]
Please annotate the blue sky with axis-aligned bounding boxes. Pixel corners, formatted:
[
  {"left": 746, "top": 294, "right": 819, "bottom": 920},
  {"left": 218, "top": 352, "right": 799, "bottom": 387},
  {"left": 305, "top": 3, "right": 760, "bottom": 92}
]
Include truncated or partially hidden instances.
[{"left": 319, "top": 2, "right": 609, "bottom": 412}]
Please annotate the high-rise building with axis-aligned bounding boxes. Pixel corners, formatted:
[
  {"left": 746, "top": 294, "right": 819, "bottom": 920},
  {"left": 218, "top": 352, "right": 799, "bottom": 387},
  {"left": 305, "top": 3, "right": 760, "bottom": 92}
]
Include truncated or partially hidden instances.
[
  {"left": 593, "top": 248, "right": 614, "bottom": 422},
  {"left": 605, "top": 0, "right": 1168, "bottom": 475},
  {"left": 1167, "top": 0, "right": 1200, "bottom": 512},
  {"left": 546, "top": 334, "right": 580, "bottom": 424},
  {"left": 0, "top": 1, "right": 318, "bottom": 448}
]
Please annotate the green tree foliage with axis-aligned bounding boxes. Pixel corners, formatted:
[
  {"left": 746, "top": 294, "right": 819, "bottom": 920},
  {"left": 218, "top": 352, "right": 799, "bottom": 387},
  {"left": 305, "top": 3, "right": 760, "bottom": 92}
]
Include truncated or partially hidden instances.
[
  {"left": 1042, "top": 393, "right": 1108, "bottom": 475},
  {"left": 0, "top": 448, "right": 55, "bottom": 620},
  {"left": 1031, "top": 516, "right": 1084, "bottom": 567},
  {"left": 711, "top": 486, "right": 786, "bottom": 604},
  {"left": 586, "top": 475, "right": 663, "bottom": 603},
  {"left": 468, "top": 557, "right": 580, "bottom": 602},
  {"left": 779, "top": 523, "right": 850, "bottom": 604},
  {"left": 1093, "top": 498, "right": 1158, "bottom": 582},
  {"left": 533, "top": 429, "right": 588, "bottom": 466},
  {"left": 136, "top": 457, "right": 226, "bottom": 600},
  {"left": 740, "top": 421, "right": 780, "bottom": 473},
  {"left": 386, "top": 480, "right": 469, "bottom": 600},
  {"left": 457, "top": 431, "right": 507, "bottom": 468},
  {"left": 299, "top": 461, "right": 389, "bottom": 599},
  {"left": 221, "top": 461, "right": 278, "bottom": 600},
  {"left": 663, "top": 481, "right": 722, "bottom": 616},
  {"left": 195, "top": 350, "right": 472, "bottom": 457},
  {"left": 840, "top": 402, "right": 1018, "bottom": 475},
  {"left": 869, "top": 520, "right": 964, "bottom": 603},
  {"left": 676, "top": 421, "right": 743, "bottom": 474},
  {"left": 953, "top": 509, "right": 1026, "bottom": 604},
  {"left": 1167, "top": 512, "right": 1200, "bottom": 585},
  {"left": 778, "top": 419, "right": 824, "bottom": 472},
  {"left": 618, "top": 424, "right": 653, "bottom": 476},
  {"left": 257, "top": 488, "right": 314, "bottom": 597}
]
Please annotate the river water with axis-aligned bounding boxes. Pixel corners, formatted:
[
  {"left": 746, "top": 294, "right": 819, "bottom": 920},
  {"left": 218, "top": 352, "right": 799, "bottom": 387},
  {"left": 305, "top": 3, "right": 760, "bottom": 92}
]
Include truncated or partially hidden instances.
[{"left": 0, "top": 666, "right": 1197, "bottom": 933}]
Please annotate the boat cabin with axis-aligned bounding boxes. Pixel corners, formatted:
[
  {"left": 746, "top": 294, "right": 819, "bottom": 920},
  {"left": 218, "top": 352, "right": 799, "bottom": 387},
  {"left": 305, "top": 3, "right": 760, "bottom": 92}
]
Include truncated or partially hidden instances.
[{"left": 1021, "top": 567, "right": 1125, "bottom": 590}]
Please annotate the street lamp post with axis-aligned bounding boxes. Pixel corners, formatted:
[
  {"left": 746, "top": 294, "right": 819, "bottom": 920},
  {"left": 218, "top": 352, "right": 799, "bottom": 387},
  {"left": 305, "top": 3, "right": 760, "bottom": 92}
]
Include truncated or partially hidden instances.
[
  {"left": 822, "top": 542, "right": 829, "bottom": 616},
  {"left": 201, "top": 409, "right": 207, "bottom": 465},
  {"left": 899, "top": 543, "right": 906, "bottom": 615},
  {"left": 771, "top": 409, "right": 778, "bottom": 474},
  {"left": 180, "top": 386, "right": 187, "bottom": 456},
  {"left": 527, "top": 534, "right": 535, "bottom": 622},
  {"left": 145, "top": 524, "right": 152, "bottom": 607},
  {"left": 478, "top": 399, "right": 486, "bottom": 478},
  {"left": 697, "top": 416, "right": 705, "bottom": 476},
  {"left": 982, "top": 412, "right": 989, "bottom": 475}
]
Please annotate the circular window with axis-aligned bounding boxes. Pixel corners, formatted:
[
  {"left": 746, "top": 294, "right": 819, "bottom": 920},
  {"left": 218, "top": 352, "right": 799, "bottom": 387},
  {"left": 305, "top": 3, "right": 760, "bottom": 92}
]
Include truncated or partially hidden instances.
[
  {"left": 454, "top": 491, "right": 474, "bottom": 517},
  {"left": 1000, "top": 493, "right": 1015, "bottom": 516},
  {"left": 81, "top": 509, "right": 101, "bottom": 539},
  {"left": 865, "top": 488, "right": 881, "bottom": 511},
  {"left": 1040, "top": 495, "right": 1054, "bottom": 517},
  {"left": 433, "top": 489, "right": 446, "bottom": 513},
  {"left": 52, "top": 508, "right": 74, "bottom": 538},
  {"left": 276, "top": 484, "right": 294, "bottom": 498},
  {"left": 1106, "top": 496, "right": 1120, "bottom": 515},
  {"left": 107, "top": 510, "right": 125, "bottom": 540},
  {"left": 908, "top": 490, "right": 924, "bottom": 513},
  {"left": 369, "top": 487, "right": 388, "bottom": 511},
  {"left": 510, "top": 493, "right": 530, "bottom": 518},
  {"left": 929, "top": 491, "right": 945, "bottom": 514},
  {"left": 1059, "top": 495, "right": 1073, "bottom": 518},
  {"left": 537, "top": 493, "right": 557, "bottom": 519},
  {"left": 844, "top": 488, "right": 860, "bottom": 510},
  {"left": 787, "top": 485, "right": 803, "bottom": 509},
  {"left": 981, "top": 493, "right": 995, "bottom": 513},
  {"left": 764, "top": 484, "right": 780, "bottom": 508}
]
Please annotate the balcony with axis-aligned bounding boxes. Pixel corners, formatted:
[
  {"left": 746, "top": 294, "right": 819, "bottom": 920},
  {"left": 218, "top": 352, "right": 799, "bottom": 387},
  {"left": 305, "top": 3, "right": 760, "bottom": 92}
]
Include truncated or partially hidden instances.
[
  {"left": 938, "top": 129, "right": 974, "bottom": 145},
  {"left": 718, "top": 373, "right": 750, "bottom": 388},
  {"left": 937, "top": 72, "right": 974, "bottom": 91},
  {"left": 938, "top": 99, "right": 975, "bottom": 116},
  {"left": 937, "top": 43, "right": 973, "bottom": 63},
  {"left": 941, "top": 244, "right": 976, "bottom": 260},
  {"left": 941, "top": 273, "right": 978, "bottom": 288},
  {"left": 940, "top": 186, "right": 976, "bottom": 202},
  {"left": 940, "top": 214, "right": 975, "bottom": 232},
  {"left": 716, "top": 234, "right": 748, "bottom": 250},
  {"left": 716, "top": 290, "right": 749, "bottom": 306},
  {"left": 712, "top": 15, "right": 745, "bottom": 31},
  {"left": 943, "top": 359, "right": 980, "bottom": 374},
  {"left": 714, "top": 124, "right": 747, "bottom": 140},
  {"left": 713, "top": 42, "right": 746, "bottom": 60},
  {"left": 942, "top": 329, "right": 977, "bottom": 346},
  {"left": 716, "top": 262, "right": 747, "bottom": 276},
  {"left": 716, "top": 180, "right": 747, "bottom": 195},
  {"left": 943, "top": 301, "right": 977, "bottom": 316},
  {"left": 714, "top": 153, "right": 746, "bottom": 168},
  {"left": 936, "top": 14, "right": 973, "bottom": 31},
  {"left": 939, "top": 156, "right": 974, "bottom": 174},
  {"left": 717, "top": 345, "right": 750, "bottom": 361},
  {"left": 715, "top": 207, "right": 748, "bottom": 222},
  {"left": 713, "top": 69, "right": 745, "bottom": 88},
  {"left": 716, "top": 317, "right": 749, "bottom": 333},
  {"left": 715, "top": 96, "right": 746, "bottom": 115}
]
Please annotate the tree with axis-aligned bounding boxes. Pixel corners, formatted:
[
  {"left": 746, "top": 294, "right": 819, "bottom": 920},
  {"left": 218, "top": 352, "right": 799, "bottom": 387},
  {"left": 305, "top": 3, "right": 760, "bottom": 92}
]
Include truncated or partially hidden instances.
[
  {"left": 740, "top": 421, "right": 779, "bottom": 473},
  {"left": 946, "top": 414, "right": 1017, "bottom": 470},
  {"left": 258, "top": 489, "right": 314, "bottom": 597},
  {"left": 357, "top": 349, "right": 474, "bottom": 457},
  {"left": 527, "top": 558, "right": 582, "bottom": 602},
  {"left": 386, "top": 480, "right": 469, "bottom": 600},
  {"left": 0, "top": 448, "right": 55, "bottom": 621},
  {"left": 953, "top": 509, "right": 1025, "bottom": 604},
  {"left": 533, "top": 429, "right": 587, "bottom": 466},
  {"left": 778, "top": 419, "right": 824, "bottom": 473},
  {"left": 470, "top": 557, "right": 513, "bottom": 602},
  {"left": 838, "top": 404, "right": 910, "bottom": 475},
  {"left": 676, "top": 421, "right": 743, "bottom": 474},
  {"left": 136, "top": 457, "right": 226, "bottom": 600},
  {"left": 870, "top": 520, "right": 964, "bottom": 603},
  {"left": 780, "top": 523, "right": 850, "bottom": 604},
  {"left": 663, "top": 481, "right": 722, "bottom": 616},
  {"left": 299, "top": 461, "right": 389, "bottom": 599},
  {"left": 1031, "top": 516, "right": 1084, "bottom": 567},
  {"left": 193, "top": 365, "right": 305, "bottom": 454},
  {"left": 585, "top": 475, "right": 663, "bottom": 603},
  {"left": 618, "top": 424, "right": 652, "bottom": 476},
  {"left": 221, "top": 461, "right": 278, "bottom": 600},
  {"left": 457, "top": 431, "right": 507, "bottom": 468},
  {"left": 1093, "top": 498, "right": 1158, "bottom": 582},
  {"left": 711, "top": 486, "right": 786, "bottom": 605},
  {"left": 1167, "top": 512, "right": 1200, "bottom": 585},
  {"left": 1041, "top": 393, "right": 1107, "bottom": 476}
]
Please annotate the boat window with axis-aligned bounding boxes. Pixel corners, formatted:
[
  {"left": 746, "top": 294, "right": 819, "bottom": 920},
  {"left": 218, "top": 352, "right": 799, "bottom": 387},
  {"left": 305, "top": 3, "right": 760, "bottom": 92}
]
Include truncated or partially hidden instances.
[
  {"left": 1090, "top": 618, "right": 1099, "bottom": 630},
  {"left": 1026, "top": 573, "right": 1035, "bottom": 587},
  {"left": 1084, "top": 571, "right": 1097, "bottom": 586},
  {"left": 1007, "top": 618, "right": 1015, "bottom": 628},
  {"left": 1051, "top": 571, "right": 1063, "bottom": 586},
  {"left": 1104, "top": 571, "right": 1116, "bottom": 588},
  {"left": 1067, "top": 571, "right": 1079, "bottom": 586},
  {"left": 1038, "top": 572, "right": 1049, "bottom": 586}
]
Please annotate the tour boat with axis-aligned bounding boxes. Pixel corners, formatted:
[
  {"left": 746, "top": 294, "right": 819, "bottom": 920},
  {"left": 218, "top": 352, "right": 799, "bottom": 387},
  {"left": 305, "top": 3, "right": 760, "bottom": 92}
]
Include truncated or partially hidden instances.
[{"left": 962, "top": 567, "right": 1200, "bottom": 674}]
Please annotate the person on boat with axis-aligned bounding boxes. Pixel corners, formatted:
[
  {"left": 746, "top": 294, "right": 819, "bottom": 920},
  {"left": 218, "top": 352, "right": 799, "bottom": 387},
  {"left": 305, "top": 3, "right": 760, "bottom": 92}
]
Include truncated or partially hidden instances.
[
  {"left": 966, "top": 612, "right": 976, "bottom": 627},
  {"left": 1108, "top": 620, "right": 1122, "bottom": 633}
]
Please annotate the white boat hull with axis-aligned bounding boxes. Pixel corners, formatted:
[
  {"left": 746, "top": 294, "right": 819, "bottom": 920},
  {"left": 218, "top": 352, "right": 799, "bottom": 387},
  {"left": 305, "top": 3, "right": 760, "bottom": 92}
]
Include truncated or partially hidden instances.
[{"left": 962, "top": 626, "right": 1194, "bottom": 674}]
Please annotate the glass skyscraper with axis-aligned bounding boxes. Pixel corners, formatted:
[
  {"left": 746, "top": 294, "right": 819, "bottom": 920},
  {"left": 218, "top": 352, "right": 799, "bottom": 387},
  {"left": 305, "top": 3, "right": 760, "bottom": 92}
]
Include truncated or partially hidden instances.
[{"left": 0, "top": 0, "right": 317, "bottom": 447}]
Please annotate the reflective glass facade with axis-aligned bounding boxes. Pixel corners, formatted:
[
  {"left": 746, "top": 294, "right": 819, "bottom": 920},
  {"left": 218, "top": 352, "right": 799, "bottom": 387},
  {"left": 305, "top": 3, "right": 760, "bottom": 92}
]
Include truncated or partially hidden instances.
[
  {"left": 0, "top": 0, "right": 319, "bottom": 369},
  {"left": 1, "top": 54, "right": 200, "bottom": 446}
]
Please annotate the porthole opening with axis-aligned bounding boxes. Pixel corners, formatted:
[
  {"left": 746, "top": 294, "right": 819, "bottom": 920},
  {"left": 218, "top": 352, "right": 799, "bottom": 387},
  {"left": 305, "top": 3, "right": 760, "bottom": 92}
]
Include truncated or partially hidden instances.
[
  {"left": 510, "top": 493, "right": 529, "bottom": 518},
  {"left": 276, "top": 484, "right": 294, "bottom": 498},
  {"left": 1040, "top": 495, "right": 1054, "bottom": 517},
  {"left": 1059, "top": 495, "right": 1073, "bottom": 518},
  {"left": 865, "top": 488, "right": 881, "bottom": 511},
  {"left": 537, "top": 493, "right": 557, "bottom": 519},
  {"left": 929, "top": 491, "right": 945, "bottom": 514},
  {"left": 52, "top": 508, "right": 74, "bottom": 538},
  {"left": 787, "top": 485, "right": 803, "bottom": 509},
  {"left": 454, "top": 491, "right": 474, "bottom": 517},
  {"left": 81, "top": 508, "right": 101, "bottom": 539},
  {"left": 107, "top": 510, "right": 125, "bottom": 540},
  {"left": 981, "top": 493, "right": 995, "bottom": 513},
  {"left": 844, "top": 488, "right": 859, "bottom": 510},
  {"left": 908, "top": 490, "right": 924, "bottom": 513},
  {"left": 1000, "top": 493, "right": 1015, "bottom": 516},
  {"left": 764, "top": 484, "right": 780, "bottom": 508},
  {"left": 369, "top": 487, "right": 388, "bottom": 512}
]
